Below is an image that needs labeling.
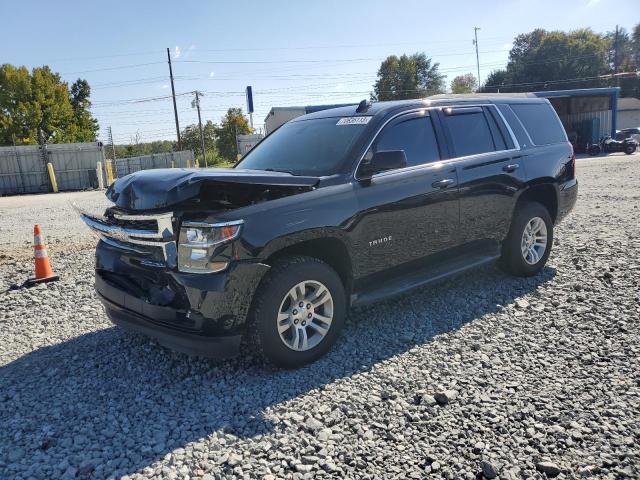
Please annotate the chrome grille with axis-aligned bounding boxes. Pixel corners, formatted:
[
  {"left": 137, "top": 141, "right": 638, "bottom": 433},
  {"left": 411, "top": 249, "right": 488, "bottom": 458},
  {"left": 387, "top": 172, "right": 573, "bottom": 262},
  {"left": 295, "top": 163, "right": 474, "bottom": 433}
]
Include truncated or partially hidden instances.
[{"left": 75, "top": 204, "right": 177, "bottom": 266}]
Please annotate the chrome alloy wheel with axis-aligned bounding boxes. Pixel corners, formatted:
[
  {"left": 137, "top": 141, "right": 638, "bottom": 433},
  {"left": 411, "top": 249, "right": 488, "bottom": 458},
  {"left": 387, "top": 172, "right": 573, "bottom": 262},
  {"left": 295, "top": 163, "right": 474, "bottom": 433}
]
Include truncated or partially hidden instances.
[
  {"left": 277, "top": 280, "right": 334, "bottom": 351},
  {"left": 521, "top": 216, "right": 548, "bottom": 265}
]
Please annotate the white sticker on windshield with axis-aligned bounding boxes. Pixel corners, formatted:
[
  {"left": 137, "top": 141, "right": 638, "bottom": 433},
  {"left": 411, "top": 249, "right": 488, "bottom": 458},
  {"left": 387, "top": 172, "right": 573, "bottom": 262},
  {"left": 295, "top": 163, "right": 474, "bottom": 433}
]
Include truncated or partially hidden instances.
[{"left": 336, "top": 116, "right": 371, "bottom": 126}]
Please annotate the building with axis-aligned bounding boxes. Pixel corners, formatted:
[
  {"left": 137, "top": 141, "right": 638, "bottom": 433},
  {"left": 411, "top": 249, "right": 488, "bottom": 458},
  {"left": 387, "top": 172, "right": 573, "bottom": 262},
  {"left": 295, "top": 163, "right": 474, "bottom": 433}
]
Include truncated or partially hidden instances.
[
  {"left": 533, "top": 87, "right": 620, "bottom": 145},
  {"left": 236, "top": 133, "right": 264, "bottom": 158},
  {"left": 616, "top": 97, "right": 640, "bottom": 129},
  {"left": 264, "top": 104, "right": 356, "bottom": 134}
]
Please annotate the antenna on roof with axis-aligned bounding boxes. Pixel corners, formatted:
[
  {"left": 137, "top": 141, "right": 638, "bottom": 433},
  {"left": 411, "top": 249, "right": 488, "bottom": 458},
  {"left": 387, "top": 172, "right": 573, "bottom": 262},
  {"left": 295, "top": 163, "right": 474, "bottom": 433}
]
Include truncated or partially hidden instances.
[{"left": 356, "top": 99, "right": 371, "bottom": 113}]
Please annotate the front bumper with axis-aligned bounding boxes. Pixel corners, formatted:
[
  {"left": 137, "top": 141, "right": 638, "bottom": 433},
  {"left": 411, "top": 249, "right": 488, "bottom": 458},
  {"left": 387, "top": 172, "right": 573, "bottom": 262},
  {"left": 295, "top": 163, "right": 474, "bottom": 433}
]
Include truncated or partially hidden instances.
[
  {"left": 100, "top": 286, "right": 242, "bottom": 358},
  {"left": 95, "top": 239, "right": 269, "bottom": 358}
]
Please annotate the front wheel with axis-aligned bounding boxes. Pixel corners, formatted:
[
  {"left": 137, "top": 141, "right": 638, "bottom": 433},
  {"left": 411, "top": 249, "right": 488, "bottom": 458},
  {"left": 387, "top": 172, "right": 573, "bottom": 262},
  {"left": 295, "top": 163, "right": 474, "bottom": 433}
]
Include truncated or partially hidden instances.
[
  {"left": 247, "top": 255, "right": 346, "bottom": 368},
  {"left": 500, "top": 202, "right": 553, "bottom": 277}
]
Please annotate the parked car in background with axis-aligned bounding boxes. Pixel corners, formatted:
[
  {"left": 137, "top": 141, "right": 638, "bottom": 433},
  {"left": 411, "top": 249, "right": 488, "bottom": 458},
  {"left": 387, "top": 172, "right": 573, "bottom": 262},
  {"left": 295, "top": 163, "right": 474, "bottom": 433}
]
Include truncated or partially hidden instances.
[
  {"left": 621, "top": 127, "right": 640, "bottom": 143},
  {"left": 79, "top": 95, "right": 577, "bottom": 368},
  {"left": 588, "top": 135, "right": 638, "bottom": 156}
]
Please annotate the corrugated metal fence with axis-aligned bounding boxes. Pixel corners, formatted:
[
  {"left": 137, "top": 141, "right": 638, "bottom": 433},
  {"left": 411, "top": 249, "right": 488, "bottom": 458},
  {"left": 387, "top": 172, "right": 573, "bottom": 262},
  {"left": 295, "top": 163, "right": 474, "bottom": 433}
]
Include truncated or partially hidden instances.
[
  {"left": 113, "top": 150, "right": 194, "bottom": 177},
  {"left": 0, "top": 143, "right": 104, "bottom": 195},
  {"left": 1, "top": 144, "right": 195, "bottom": 196}
]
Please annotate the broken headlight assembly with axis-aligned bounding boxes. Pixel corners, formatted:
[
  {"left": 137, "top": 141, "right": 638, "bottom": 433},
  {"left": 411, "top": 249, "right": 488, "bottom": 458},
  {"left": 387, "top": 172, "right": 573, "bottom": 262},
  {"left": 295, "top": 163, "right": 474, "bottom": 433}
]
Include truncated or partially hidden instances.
[{"left": 177, "top": 220, "right": 243, "bottom": 273}]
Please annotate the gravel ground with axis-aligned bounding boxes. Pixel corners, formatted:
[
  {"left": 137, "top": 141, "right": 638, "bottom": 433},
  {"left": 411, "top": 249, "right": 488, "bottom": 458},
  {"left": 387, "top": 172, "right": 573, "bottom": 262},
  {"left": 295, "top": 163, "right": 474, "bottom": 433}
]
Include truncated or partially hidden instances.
[{"left": 1, "top": 154, "right": 639, "bottom": 479}]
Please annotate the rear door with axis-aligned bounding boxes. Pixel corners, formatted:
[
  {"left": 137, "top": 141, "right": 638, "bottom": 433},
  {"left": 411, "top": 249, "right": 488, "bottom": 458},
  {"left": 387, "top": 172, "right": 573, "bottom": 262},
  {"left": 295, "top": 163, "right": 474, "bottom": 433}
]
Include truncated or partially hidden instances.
[
  {"left": 352, "top": 109, "right": 460, "bottom": 279},
  {"left": 438, "top": 105, "right": 526, "bottom": 245}
]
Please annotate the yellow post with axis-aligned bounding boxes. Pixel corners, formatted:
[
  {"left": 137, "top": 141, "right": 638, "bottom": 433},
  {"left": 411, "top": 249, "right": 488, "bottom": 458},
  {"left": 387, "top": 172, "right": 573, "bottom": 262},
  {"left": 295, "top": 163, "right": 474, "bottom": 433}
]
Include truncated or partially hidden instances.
[
  {"left": 96, "top": 161, "right": 104, "bottom": 189},
  {"left": 105, "top": 159, "right": 115, "bottom": 185},
  {"left": 46, "top": 162, "right": 58, "bottom": 193},
  {"left": 171, "top": 161, "right": 175, "bottom": 168},
  {"left": 186, "top": 159, "right": 191, "bottom": 168}
]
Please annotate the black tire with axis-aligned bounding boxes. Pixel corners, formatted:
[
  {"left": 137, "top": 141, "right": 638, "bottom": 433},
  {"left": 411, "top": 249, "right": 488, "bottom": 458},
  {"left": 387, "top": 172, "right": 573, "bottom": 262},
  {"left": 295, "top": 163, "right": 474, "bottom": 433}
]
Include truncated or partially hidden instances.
[
  {"left": 500, "top": 202, "right": 553, "bottom": 277},
  {"left": 247, "top": 255, "right": 346, "bottom": 368},
  {"left": 624, "top": 144, "right": 636, "bottom": 155}
]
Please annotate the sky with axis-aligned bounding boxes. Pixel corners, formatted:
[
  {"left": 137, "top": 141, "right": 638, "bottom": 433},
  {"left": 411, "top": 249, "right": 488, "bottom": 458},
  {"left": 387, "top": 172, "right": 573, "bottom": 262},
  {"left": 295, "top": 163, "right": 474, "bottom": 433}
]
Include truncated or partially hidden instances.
[{"left": 1, "top": 0, "right": 636, "bottom": 145}]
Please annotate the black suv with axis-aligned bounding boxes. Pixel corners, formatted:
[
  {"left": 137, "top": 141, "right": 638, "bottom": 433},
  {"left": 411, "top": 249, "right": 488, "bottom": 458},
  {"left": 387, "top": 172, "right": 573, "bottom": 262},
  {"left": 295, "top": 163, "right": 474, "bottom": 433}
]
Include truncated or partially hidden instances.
[{"left": 80, "top": 95, "right": 577, "bottom": 367}]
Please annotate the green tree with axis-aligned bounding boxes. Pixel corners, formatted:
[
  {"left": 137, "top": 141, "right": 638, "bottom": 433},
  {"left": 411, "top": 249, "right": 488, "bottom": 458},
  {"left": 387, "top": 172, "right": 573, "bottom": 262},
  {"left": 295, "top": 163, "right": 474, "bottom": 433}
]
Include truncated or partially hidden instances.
[
  {"left": 216, "top": 108, "right": 252, "bottom": 162},
  {"left": 633, "top": 23, "right": 640, "bottom": 66},
  {"left": 108, "top": 140, "right": 176, "bottom": 159},
  {"left": 604, "top": 25, "right": 640, "bottom": 98},
  {"left": 481, "top": 29, "right": 610, "bottom": 93},
  {"left": 482, "top": 70, "right": 510, "bottom": 92},
  {"left": 0, "top": 64, "right": 99, "bottom": 145},
  {"left": 181, "top": 120, "right": 219, "bottom": 165},
  {"left": 450, "top": 73, "right": 478, "bottom": 94},
  {"left": 372, "top": 53, "right": 445, "bottom": 101},
  {"left": 70, "top": 79, "right": 99, "bottom": 142}
]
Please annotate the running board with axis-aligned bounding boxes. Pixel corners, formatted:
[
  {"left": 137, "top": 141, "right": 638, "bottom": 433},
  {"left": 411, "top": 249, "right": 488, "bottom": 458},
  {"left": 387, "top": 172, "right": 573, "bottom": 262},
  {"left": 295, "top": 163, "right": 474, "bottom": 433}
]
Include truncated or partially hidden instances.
[{"left": 351, "top": 252, "right": 500, "bottom": 307}]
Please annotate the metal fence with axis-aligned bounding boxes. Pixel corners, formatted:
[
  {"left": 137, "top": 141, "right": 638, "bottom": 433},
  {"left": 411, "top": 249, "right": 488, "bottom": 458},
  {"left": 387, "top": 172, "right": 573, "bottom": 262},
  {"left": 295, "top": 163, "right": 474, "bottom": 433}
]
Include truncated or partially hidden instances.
[
  {"left": 1, "top": 144, "right": 196, "bottom": 196},
  {"left": 113, "top": 151, "right": 194, "bottom": 178},
  {"left": 0, "top": 143, "right": 105, "bottom": 195}
]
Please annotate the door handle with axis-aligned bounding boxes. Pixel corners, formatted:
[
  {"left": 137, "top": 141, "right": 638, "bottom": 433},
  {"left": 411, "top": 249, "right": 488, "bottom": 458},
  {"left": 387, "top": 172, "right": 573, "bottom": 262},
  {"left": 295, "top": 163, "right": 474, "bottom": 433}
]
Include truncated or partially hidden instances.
[
  {"left": 503, "top": 163, "right": 520, "bottom": 173},
  {"left": 432, "top": 178, "right": 455, "bottom": 189}
]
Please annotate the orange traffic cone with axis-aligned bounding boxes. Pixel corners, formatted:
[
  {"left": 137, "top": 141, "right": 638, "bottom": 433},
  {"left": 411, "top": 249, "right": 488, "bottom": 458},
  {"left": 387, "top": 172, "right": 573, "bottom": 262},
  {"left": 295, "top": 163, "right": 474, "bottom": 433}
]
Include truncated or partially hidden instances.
[{"left": 26, "top": 224, "right": 59, "bottom": 286}]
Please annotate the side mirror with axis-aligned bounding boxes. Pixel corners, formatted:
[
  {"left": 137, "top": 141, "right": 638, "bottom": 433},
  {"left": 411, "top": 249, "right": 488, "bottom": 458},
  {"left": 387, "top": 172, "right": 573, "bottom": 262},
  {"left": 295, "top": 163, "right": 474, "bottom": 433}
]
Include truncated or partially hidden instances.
[{"left": 358, "top": 150, "right": 407, "bottom": 180}]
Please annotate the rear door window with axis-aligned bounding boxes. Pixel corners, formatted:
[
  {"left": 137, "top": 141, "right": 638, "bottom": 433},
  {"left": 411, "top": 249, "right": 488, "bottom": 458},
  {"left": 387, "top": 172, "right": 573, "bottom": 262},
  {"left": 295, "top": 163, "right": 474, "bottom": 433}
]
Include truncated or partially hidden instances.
[
  {"left": 509, "top": 103, "right": 566, "bottom": 145},
  {"left": 442, "top": 108, "right": 495, "bottom": 157},
  {"left": 496, "top": 104, "right": 532, "bottom": 148},
  {"left": 374, "top": 114, "right": 441, "bottom": 167}
]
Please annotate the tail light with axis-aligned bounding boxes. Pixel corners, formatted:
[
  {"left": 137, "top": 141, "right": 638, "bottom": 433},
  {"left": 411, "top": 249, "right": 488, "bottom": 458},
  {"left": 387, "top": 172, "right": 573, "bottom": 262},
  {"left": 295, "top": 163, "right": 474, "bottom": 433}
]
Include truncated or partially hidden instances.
[{"left": 568, "top": 146, "right": 576, "bottom": 179}]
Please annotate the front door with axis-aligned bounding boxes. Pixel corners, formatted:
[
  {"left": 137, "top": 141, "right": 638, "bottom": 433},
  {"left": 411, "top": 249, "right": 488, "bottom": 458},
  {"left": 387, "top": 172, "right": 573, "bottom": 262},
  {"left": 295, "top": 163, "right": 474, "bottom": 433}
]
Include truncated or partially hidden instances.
[{"left": 351, "top": 110, "right": 460, "bottom": 280}]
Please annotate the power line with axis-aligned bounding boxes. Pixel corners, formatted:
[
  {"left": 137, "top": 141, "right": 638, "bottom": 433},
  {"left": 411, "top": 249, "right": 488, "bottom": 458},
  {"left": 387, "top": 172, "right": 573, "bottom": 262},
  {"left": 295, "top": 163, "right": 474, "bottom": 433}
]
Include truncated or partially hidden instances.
[
  {"left": 61, "top": 61, "right": 165, "bottom": 75},
  {"left": 174, "top": 49, "right": 510, "bottom": 66},
  {"left": 483, "top": 71, "right": 638, "bottom": 90}
]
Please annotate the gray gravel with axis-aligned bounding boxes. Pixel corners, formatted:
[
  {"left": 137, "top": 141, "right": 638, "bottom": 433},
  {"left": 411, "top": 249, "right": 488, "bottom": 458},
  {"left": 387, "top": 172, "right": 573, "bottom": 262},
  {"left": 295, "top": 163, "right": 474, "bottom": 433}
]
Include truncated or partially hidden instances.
[{"left": 1, "top": 154, "right": 639, "bottom": 479}]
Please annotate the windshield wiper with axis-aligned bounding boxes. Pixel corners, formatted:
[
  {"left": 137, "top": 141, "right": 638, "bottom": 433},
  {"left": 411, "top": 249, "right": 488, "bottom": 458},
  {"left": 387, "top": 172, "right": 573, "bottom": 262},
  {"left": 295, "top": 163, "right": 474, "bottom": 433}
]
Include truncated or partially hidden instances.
[{"left": 263, "top": 168, "right": 298, "bottom": 175}]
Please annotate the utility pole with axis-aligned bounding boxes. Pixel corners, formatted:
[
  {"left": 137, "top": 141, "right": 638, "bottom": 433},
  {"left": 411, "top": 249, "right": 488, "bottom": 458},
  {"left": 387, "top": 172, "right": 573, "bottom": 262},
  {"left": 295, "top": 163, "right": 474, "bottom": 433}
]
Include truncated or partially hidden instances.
[
  {"left": 473, "top": 27, "right": 481, "bottom": 90},
  {"left": 613, "top": 25, "right": 620, "bottom": 87},
  {"left": 194, "top": 91, "right": 207, "bottom": 167},
  {"left": 167, "top": 47, "right": 182, "bottom": 150},
  {"left": 108, "top": 126, "right": 117, "bottom": 160}
]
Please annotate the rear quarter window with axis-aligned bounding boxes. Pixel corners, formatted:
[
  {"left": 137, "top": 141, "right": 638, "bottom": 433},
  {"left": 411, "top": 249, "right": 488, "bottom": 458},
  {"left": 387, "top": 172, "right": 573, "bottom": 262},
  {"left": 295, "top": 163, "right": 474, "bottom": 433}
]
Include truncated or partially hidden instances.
[{"left": 509, "top": 103, "right": 566, "bottom": 146}]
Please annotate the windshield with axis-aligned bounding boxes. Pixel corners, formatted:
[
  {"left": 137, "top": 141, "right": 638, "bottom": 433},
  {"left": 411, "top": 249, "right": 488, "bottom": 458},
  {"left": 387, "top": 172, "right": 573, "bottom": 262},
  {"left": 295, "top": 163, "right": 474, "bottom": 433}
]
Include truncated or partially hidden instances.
[{"left": 236, "top": 117, "right": 368, "bottom": 176}]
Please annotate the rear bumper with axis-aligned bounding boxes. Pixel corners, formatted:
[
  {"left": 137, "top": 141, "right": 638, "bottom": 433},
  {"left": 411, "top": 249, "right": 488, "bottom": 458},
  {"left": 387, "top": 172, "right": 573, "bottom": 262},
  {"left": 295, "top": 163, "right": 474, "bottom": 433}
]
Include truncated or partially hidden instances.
[
  {"left": 557, "top": 178, "right": 578, "bottom": 223},
  {"left": 100, "top": 290, "right": 242, "bottom": 359}
]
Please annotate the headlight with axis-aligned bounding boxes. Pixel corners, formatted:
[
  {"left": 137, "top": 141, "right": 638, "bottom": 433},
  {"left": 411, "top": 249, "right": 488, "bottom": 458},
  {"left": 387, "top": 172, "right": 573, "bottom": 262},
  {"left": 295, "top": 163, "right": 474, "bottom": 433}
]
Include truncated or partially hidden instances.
[{"left": 177, "top": 220, "right": 243, "bottom": 273}]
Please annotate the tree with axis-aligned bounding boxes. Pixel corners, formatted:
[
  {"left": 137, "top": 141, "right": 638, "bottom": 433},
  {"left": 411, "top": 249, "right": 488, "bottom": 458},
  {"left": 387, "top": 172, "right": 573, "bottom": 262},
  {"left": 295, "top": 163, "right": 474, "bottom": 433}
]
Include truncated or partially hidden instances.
[
  {"left": 0, "top": 64, "right": 99, "bottom": 145},
  {"left": 450, "top": 73, "right": 478, "bottom": 94},
  {"left": 604, "top": 25, "right": 640, "bottom": 98},
  {"left": 216, "top": 108, "right": 252, "bottom": 162},
  {"left": 481, "top": 70, "right": 510, "bottom": 92},
  {"left": 70, "top": 79, "right": 99, "bottom": 142},
  {"left": 481, "top": 29, "right": 610, "bottom": 93},
  {"left": 372, "top": 53, "right": 445, "bottom": 101},
  {"left": 181, "top": 120, "right": 218, "bottom": 164}
]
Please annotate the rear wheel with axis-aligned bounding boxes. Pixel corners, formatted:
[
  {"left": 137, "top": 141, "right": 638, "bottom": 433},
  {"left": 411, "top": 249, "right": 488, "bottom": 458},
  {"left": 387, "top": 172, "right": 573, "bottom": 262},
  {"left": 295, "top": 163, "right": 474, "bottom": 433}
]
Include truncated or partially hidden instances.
[
  {"left": 500, "top": 202, "right": 553, "bottom": 277},
  {"left": 247, "top": 255, "right": 346, "bottom": 368},
  {"left": 624, "top": 144, "right": 636, "bottom": 155}
]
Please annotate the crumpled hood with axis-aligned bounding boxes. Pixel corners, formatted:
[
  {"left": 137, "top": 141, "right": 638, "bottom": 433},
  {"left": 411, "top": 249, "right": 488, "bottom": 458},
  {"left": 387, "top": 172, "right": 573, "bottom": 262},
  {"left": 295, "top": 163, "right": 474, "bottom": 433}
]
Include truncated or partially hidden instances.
[{"left": 106, "top": 168, "right": 320, "bottom": 211}]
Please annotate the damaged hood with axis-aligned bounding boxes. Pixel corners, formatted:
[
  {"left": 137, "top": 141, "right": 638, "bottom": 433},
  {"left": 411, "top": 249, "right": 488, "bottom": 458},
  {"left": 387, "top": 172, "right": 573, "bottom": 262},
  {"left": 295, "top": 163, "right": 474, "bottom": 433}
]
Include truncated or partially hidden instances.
[{"left": 106, "top": 168, "right": 320, "bottom": 210}]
